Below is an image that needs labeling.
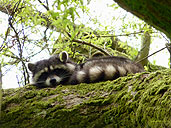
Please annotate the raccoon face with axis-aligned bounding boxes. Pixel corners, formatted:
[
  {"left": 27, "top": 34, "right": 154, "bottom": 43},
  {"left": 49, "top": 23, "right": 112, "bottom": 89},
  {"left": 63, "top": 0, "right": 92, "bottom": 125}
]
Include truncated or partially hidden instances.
[{"left": 28, "top": 51, "right": 76, "bottom": 88}]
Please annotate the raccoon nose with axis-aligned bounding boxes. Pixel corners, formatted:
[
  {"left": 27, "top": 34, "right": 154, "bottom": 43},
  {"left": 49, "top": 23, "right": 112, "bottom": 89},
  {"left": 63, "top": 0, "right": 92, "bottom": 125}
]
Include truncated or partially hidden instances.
[{"left": 50, "top": 78, "right": 57, "bottom": 85}]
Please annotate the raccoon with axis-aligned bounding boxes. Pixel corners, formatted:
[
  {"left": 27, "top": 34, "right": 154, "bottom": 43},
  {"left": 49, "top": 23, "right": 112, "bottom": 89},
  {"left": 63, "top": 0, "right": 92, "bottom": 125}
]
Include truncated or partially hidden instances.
[{"left": 28, "top": 51, "right": 144, "bottom": 88}]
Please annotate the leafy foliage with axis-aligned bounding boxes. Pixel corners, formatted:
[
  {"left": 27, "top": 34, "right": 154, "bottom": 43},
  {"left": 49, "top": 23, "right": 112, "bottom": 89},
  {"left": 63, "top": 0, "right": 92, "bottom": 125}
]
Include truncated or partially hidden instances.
[{"left": 0, "top": 0, "right": 162, "bottom": 88}]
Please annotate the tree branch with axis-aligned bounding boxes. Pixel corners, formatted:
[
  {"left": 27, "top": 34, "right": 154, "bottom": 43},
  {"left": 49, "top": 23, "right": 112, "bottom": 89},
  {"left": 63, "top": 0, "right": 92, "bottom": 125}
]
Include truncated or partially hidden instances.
[
  {"left": 65, "top": 31, "right": 111, "bottom": 56},
  {"left": 37, "top": 0, "right": 49, "bottom": 11},
  {"left": 72, "top": 39, "right": 111, "bottom": 56},
  {"left": 8, "top": 5, "right": 30, "bottom": 85}
]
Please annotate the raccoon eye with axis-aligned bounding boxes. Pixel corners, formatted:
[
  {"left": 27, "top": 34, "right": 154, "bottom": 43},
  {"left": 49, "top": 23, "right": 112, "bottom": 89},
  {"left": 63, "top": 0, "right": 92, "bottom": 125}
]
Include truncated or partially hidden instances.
[
  {"left": 53, "top": 69, "right": 65, "bottom": 73},
  {"left": 38, "top": 72, "right": 49, "bottom": 81},
  {"left": 53, "top": 68, "right": 69, "bottom": 75}
]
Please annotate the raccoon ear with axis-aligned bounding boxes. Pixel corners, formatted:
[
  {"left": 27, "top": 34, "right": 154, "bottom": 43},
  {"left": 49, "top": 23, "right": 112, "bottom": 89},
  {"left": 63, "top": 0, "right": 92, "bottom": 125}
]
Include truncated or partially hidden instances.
[
  {"left": 28, "top": 63, "right": 35, "bottom": 72},
  {"left": 59, "top": 51, "right": 69, "bottom": 62}
]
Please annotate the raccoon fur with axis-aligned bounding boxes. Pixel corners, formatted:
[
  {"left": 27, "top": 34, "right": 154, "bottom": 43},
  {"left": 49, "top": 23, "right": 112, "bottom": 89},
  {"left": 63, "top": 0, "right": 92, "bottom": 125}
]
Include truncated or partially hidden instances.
[{"left": 28, "top": 51, "right": 144, "bottom": 88}]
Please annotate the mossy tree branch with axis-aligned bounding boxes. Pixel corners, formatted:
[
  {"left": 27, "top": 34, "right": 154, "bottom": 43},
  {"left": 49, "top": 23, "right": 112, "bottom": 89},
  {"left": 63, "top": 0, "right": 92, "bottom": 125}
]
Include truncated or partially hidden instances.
[{"left": 1, "top": 70, "right": 171, "bottom": 127}]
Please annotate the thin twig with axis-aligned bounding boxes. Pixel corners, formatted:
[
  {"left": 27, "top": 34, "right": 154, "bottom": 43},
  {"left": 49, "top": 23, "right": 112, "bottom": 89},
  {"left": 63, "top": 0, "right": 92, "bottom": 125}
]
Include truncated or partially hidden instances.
[
  {"left": 160, "top": 33, "right": 170, "bottom": 43},
  {"left": 46, "top": 0, "right": 49, "bottom": 9},
  {"left": 96, "top": 31, "right": 145, "bottom": 38},
  {"left": 160, "top": 33, "right": 171, "bottom": 68},
  {"left": 16, "top": 75, "right": 21, "bottom": 87},
  {"left": 135, "top": 46, "right": 166, "bottom": 64},
  {"left": 37, "top": 0, "right": 49, "bottom": 10}
]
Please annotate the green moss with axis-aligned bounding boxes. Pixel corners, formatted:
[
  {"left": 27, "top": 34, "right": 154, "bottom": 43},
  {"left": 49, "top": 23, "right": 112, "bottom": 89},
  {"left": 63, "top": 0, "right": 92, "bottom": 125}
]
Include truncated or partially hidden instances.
[{"left": 1, "top": 69, "right": 171, "bottom": 127}]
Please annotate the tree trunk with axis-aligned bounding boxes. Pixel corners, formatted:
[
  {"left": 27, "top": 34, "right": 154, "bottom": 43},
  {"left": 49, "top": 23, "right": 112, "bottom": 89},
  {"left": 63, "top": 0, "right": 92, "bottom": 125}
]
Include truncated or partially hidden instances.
[
  {"left": 114, "top": 0, "right": 171, "bottom": 39},
  {"left": 1, "top": 70, "right": 171, "bottom": 128},
  {"left": 136, "top": 31, "right": 151, "bottom": 66}
]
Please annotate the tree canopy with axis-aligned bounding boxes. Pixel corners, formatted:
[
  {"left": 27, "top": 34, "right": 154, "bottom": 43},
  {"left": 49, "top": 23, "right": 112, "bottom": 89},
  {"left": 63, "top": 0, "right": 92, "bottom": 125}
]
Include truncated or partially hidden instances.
[{"left": 0, "top": 0, "right": 169, "bottom": 87}]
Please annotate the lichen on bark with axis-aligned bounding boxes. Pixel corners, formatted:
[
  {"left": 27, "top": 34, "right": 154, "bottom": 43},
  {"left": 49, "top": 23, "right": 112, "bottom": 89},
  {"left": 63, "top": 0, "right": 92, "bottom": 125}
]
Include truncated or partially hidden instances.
[{"left": 0, "top": 69, "right": 171, "bottom": 128}]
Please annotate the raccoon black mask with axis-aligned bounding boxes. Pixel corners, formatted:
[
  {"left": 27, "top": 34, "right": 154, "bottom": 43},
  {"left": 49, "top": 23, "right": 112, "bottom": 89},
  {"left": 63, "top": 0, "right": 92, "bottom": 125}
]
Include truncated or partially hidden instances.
[
  {"left": 28, "top": 51, "right": 144, "bottom": 88},
  {"left": 28, "top": 51, "right": 76, "bottom": 88}
]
